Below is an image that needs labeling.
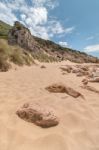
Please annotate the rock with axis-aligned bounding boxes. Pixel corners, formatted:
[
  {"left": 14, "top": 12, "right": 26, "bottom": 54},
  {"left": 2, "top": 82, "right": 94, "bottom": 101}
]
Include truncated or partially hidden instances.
[
  {"left": 40, "top": 65, "right": 46, "bottom": 69},
  {"left": 76, "top": 71, "right": 89, "bottom": 77},
  {"left": 81, "top": 86, "right": 99, "bottom": 94},
  {"left": 80, "top": 66, "right": 89, "bottom": 71},
  {"left": 46, "top": 84, "right": 66, "bottom": 93},
  {"left": 16, "top": 103, "right": 59, "bottom": 128},
  {"left": 92, "top": 71, "right": 99, "bottom": 77},
  {"left": 72, "top": 64, "right": 91, "bottom": 77},
  {"left": 60, "top": 65, "right": 72, "bottom": 73},
  {"left": 88, "top": 71, "right": 99, "bottom": 82},
  {"left": 46, "top": 83, "right": 84, "bottom": 99},
  {"left": 72, "top": 68, "right": 80, "bottom": 73},
  {"left": 8, "top": 21, "right": 39, "bottom": 52},
  {"left": 89, "top": 77, "right": 99, "bottom": 82},
  {"left": 82, "top": 79, "right": 88, "bottom": 85}
]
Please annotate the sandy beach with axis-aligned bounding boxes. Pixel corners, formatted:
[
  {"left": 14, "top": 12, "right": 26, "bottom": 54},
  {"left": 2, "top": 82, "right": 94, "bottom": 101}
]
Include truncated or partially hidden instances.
[{"left": 0, "top": 61, "right": 99, "bottom": 150}]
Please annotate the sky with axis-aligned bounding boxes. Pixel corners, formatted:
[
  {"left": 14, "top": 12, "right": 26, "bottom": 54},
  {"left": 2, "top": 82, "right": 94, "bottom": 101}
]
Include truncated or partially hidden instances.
[{"left": 0, "top": 0, "right": 99, "bottom": 57}]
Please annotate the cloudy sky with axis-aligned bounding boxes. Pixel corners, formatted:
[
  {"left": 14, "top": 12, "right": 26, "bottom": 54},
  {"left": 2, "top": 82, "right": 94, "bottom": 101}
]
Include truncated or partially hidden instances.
[{"left": 0, "top": 0, "right": 99, "bottom": 57}]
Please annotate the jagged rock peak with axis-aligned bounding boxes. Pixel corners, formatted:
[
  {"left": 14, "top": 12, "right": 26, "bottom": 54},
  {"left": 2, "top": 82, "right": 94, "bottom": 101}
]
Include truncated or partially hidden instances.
[
  {"left": 14, "top": 21, "right": 30, "bottom": 32},
  {"left": 8, "top": 21, "right": 38, "bottom": 52}
]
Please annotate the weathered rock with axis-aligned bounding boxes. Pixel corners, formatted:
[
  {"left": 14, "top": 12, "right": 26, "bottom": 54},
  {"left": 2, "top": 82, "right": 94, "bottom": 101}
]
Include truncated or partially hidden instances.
[
  {"left": 60, "top": 65, "right": 72, "bottom": 73},
  {"left": 76, "top": 71, "right": 89, "bottom": 77},
  {"left": 80, "top": 66, "right": 89, "bottom": 71},
  {"left": 72, "top": 68, "right": 80, "bottom": 73},
  {"left": 82, "top": 78, "right": 88, "bottom": 85},
  {"left": 46, "top": 83, "right": 84, "bottom": 99},
  {"left": 92, "top": 71, "right": 99, "bottom": 77},
  {"left": 89, "top": 77, "right": 99, "bottom": 82},
  {"left": 40, "top": 65, "right": 46, "bottom": 69},
  {"left": 81, "top": 85, "right": 99, "bottom": 94},
  {"left": 46, "top": 84, "right": 66, "bottom": 93},
  {"left": 72, "top": 67, "right": 89, "bottom": 77},
  {"left": 87, "top": 71, "right": 99, "bottom": 82},
  {"left": 16, "top": 103, "right": 59, "bottom": 128},
  {"left": 8, "top": 21, "right": 39, "bottom": 52}
]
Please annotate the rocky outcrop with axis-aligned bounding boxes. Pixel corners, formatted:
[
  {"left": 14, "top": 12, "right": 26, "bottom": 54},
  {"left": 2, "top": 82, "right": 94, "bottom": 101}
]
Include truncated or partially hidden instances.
[
  {"left": 16, "top": 102, "right": 59, "bottom": 128},
  {"left": 46, "top": 83, "right": 84, "bottom": 99},
  {"left": 8, "top": 21, "right": 39, "bottom": 52}
]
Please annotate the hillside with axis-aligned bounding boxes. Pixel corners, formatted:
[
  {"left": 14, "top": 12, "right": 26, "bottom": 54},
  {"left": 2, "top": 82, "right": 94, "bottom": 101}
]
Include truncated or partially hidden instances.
[
  {"left": 0, "top": 20, "right": 99, "bottom": 72},
  {"left": 0, "top": 20, "right": 11, "bottom": 39}
]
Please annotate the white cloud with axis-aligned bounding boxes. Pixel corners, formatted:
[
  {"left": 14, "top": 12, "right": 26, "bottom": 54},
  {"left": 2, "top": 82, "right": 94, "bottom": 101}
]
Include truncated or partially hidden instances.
[
  {"left": 84, "top": 44, "right": 99, "bottom": 52},
  {"left": 20, "top": 14, "right": 26, "bottom": 21},
  {"left": 59, "top": 41, "right": 68, "bottom": 47},
  {"left": 0, "top": 0, "right": 75, "bottom": 40},
  {"left": 48, "top": 21, "right": 75, "bottom": 36},
  {"left": 65, "top": 27, "right": 75, "bottom": 34},
  {"left": 0, "top": 2, "right": 17, "bottom": 25},
  {"left": 86, "top": 36, "right": 94, "bottom": 40}
]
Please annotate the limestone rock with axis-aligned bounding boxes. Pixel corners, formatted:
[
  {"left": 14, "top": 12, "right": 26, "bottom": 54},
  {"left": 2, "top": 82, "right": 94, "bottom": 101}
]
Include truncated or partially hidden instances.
[
  {"left": 8, "top": 21, "right": 39, "bottom": 52},
  {"left": 40, "top": 65, "right": 46, "bottom": 69},
  {"left": 60, "top": 65, "right": 72, "bottom": 73},
  {"left": 89, "top": 77, "right": 99, "bottom": 82},
  {"left": 16, "top": 103, "right": 59, "bottom": 128},
  {"left": 46, "top": 83, "right": 84, "bottom": 99},
  {"left": 81, "top": 85, "right": 99, "bottom": 94}
]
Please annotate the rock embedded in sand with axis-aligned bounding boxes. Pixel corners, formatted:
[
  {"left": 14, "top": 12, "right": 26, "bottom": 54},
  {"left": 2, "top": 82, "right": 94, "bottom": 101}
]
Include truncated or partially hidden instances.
[
  {"left": 16, "top": 103, "right": 59, "bottom": 128},
  {"left": 40, "top": 65, "right": 46, "bottom": 69},
  {"left": 89, "top": 77, "right": 99, "bottom": 82},
  {"left": 72, "top": 67, "right": 90, "bottom": 77},
  {"left": 81, "top": 85, "right": 99, "bottom": 94},
  {"left": 88, "top": 71, "right": 99, "bottom": 82},
  {"left": 60, "top": 65, "right": 72, "bottom": 73},
  {"left": 82, "top": 78, "right": 88, "bottom": 86},
  {"left": 46, "top": 83, "right": 84, "bottom": 98}
]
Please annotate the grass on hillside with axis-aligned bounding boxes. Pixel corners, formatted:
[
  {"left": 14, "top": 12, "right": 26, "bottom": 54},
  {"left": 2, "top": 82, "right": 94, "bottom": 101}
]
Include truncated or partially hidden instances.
[
  {"left": 0, "top": 21, "right": 11, "bottom": 39},
  {"left": 0, "top": 39, "right": 34, "bottom": 71}
]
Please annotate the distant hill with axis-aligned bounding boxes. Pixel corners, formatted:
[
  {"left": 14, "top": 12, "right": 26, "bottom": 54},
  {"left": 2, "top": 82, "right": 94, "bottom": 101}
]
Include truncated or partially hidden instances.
[{"left": 0, "top": 20, "right": 99, "bottom": 72}]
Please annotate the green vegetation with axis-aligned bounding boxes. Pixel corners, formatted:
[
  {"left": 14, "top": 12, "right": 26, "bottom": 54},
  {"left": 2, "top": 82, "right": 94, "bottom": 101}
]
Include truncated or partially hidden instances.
[
  {"left": 32, "top": 52, "right": 58, "bottom": 62},
  {"left": 0, "top": 21, "right": 12, "bottom": 39},
  {"left": 0, "top": 39, "right": 34, "bottom": 71}
]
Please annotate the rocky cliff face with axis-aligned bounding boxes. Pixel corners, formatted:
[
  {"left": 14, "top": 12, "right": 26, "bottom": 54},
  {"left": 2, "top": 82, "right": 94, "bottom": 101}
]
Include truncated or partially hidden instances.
[{"left": 8, "top": 21, "right": 39, "bottom": 52}]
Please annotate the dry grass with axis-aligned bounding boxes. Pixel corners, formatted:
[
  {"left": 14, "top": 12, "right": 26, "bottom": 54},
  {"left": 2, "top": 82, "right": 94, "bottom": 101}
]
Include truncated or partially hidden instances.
[{"left": 0, "top": 39, "right": 35, "bottom": 71}]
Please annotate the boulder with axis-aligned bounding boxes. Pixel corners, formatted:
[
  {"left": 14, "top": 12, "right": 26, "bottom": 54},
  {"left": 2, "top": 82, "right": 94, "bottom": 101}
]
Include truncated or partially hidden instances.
[{"left": 16, "top": 103, "right": 59, "bottom": 128}]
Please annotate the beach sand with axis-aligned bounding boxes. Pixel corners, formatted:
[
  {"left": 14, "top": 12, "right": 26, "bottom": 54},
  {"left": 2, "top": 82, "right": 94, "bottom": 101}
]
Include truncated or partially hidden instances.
[{"left": 0, "top": 61, "right": 99, "bottom": 150}]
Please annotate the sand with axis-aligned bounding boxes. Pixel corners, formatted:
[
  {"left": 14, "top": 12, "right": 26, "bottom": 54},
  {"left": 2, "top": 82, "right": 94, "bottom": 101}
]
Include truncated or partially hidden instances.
[{"left": 0, "top": 61, "right": 99, "bottom": 150}]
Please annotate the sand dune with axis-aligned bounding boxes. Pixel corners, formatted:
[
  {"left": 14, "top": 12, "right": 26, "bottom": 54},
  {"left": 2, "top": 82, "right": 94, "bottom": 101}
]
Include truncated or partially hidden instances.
[{"left": 0, "top": 61, "right": 99, "bottom": 150}]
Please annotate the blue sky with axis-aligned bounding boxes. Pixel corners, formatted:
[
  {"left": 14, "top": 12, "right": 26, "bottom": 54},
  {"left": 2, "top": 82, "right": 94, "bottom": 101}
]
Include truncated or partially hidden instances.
[{"left": 0, "top": 0, "right": 99, "bottom": 57}]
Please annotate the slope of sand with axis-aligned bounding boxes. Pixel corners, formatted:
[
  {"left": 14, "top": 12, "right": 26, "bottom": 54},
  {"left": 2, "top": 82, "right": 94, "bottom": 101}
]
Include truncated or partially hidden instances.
[{"left": 0, "top": 61, "right": 99, "bottom": 150}]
